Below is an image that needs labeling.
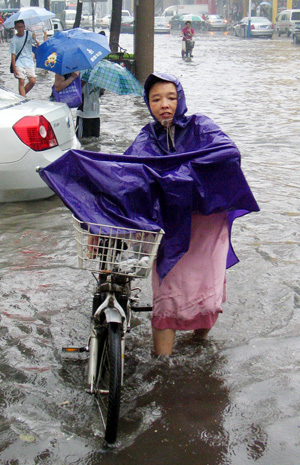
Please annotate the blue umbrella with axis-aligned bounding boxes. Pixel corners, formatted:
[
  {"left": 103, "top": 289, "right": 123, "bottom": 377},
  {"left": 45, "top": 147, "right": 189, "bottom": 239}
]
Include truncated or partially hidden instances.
[
  {"left": 4, "top": 7, "right": 55, "bottom": 29},
  {"left": 81, "top": 60, "right": 143, "bottom": 96},
  {"left": 35, "top": 28, "right": 111, "bottom": 75}
]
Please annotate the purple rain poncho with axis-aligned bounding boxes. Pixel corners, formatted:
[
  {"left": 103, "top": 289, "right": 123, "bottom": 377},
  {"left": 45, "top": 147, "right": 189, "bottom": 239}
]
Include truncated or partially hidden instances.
[{"left": 39, "top": 72, "right": 259, "bottom": 281}]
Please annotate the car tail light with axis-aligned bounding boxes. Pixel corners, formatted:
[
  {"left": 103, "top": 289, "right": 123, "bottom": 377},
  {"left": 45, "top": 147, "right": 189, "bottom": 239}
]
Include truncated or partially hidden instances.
[
  {"left": 251, "top": 24, "right": 255, "bottom": 30},
  {"left": 271, "top": 23, "right": 274, "bottom": 29},
  {"left": 13, "top": 116, "right": 58, "bottom": 151}
]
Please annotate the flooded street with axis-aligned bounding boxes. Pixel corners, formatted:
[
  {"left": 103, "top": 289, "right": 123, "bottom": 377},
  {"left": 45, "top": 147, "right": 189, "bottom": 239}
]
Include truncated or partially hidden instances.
[{"left": 1, "top": 29, "right": 300, "bottom": 465}]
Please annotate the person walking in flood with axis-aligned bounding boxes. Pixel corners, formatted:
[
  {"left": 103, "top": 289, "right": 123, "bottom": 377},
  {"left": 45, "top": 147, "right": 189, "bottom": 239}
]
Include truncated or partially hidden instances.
[
  {"left": 181, "top": 20, "right": 195, "bottom": 58},
  {"left": 9, "top": 20, "right": 40, "bottom": 97}
]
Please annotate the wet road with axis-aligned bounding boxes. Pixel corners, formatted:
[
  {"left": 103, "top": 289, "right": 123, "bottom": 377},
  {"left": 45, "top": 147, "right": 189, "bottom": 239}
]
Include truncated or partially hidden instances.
[{"left": 1, "top": 30, "right": 300, "bottom": 465}]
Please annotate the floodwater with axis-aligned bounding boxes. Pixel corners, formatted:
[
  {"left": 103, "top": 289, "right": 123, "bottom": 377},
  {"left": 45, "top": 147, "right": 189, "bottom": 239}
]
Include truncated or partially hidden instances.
[{"left": 1, "top": 29, "right": 300, "bottom": 465}]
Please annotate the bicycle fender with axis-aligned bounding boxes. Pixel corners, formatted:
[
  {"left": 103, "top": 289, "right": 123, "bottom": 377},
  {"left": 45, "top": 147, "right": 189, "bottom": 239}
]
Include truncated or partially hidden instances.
[{"left": 104, "top": 307, "right": 122, "bottom": 324}]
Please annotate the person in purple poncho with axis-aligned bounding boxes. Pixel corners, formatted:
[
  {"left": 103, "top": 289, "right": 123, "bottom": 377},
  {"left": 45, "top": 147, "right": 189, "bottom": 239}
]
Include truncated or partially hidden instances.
[
  {"left": 124, "top": 72, "right": 257, "bottom": 356},
  {"left": 39, "top": 72, "right": 259, "bottom": 357}
]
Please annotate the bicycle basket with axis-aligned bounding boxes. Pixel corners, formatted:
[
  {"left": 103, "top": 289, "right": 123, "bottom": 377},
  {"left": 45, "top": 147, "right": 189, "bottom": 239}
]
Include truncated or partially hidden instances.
[{"left": 73, "top": 216, "right": 164, "bottom": 278}]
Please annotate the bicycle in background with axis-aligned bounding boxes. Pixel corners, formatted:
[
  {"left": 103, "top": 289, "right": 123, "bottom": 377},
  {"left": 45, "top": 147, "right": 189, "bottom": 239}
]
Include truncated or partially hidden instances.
[
  {"left": 184, "top": 39, "right": 193, "bottom": 61},
  {"left": 63, "top": 216, "right": 164, "bottom": 447}
]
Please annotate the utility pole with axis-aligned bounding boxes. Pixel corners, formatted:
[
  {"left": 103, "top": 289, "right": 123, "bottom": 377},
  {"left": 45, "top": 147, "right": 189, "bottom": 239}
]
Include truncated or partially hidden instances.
[{"left": 134, "top": 0, "right": 154, "bottom": 84}]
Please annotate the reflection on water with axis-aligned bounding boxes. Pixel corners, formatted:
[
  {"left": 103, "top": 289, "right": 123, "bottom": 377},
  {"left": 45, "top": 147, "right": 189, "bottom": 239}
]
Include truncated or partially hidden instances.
[{"left": 0, "top": 31, "right": 300, "bottom": 464}]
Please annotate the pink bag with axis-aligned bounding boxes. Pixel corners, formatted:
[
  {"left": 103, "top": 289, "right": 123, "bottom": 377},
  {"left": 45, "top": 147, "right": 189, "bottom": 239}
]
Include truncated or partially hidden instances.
[{"left": 52, "top": 76, "right": 82, "bottom": 108}]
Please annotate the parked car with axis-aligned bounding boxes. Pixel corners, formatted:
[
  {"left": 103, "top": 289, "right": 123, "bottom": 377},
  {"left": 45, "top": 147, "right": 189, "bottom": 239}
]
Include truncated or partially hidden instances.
[
  {"left": 292, "top": 21, "right": 300, "bottom": 43},
  {"left": 61, "top": 9, "right": 91, "bottom": 30},
  {"left": 120, "top": 14, "right": 134, "bottom": 33},
  {"left": 46, "top": 18, "right": 64, "bottom": 37},
  {"left": 98, "top": 14, "right": 111, "bottom": 29},
  {"left": 205, "top": 14, "right": 227, "bottom": 31},
  {"left": 120, "top": 10, "right": 133, "bottom": 19},
  {"left": 98, "top": 10, "right": 133, "bottom": 30},
  {"left": 275, "top": 9, "right": 300, "bottom": 36},
  {"left": 154, "top": 16, "right": 171, "bottom": 34},
  {"left": 233, "top": 16, "right": 274, "bottom": 38},
  {"left": 169, "top": 14, "right": 184, "bottom": 29},
  {"left": 0, "top": 86, "right": 80, "bottom": 202}
]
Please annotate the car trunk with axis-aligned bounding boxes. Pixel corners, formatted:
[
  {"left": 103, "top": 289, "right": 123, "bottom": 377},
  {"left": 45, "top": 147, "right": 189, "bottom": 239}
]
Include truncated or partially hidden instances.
[{"left": 0, "top": 100, "right": 76, "bottom": 163}]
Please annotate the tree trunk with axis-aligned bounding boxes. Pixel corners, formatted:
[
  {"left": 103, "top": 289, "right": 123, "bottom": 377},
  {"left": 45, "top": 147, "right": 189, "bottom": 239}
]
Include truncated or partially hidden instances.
[
  {"left": 10, "top": 0, "right": 20, "bottom": 7},
  {"left": 44, "top": 0, "right": 51, "bottom": 11},
  {"left": 74, "top": 0, "right": 83, "bottom": 28},
  {"left": 109, "top": 0, "right": 122, "bottom": 53}
]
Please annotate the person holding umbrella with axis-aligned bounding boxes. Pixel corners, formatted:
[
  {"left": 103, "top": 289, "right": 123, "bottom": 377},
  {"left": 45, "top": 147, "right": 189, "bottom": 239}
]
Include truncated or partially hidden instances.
[
  {"left": 34, "top": 27, "right": 111, "bottom": 115},
  {"left": 9, "top": 20, "right": 40, "bottom": 96}
]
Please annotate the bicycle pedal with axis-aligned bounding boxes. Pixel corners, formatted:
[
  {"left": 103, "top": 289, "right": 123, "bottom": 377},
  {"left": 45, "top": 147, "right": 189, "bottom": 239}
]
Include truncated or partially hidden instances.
[{"left": 62, "top": 346, "right": 89, "bottom": 353}]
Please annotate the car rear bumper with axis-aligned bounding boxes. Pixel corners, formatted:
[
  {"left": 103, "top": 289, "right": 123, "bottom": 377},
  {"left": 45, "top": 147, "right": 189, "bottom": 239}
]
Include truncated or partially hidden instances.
[
  {"left": 208, "top": 24, "right": 227, "bottom": 29},
  {"left": 251, "top": 30, "right": 273, "bottom": 37},
  {"left": 0, "top": 135, "right": 80, "bottom": 203}
]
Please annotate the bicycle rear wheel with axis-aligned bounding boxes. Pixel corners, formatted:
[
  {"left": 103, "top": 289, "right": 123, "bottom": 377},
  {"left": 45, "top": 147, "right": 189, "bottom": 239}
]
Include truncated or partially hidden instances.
[{"left": 95, "top": 322, "right": 122, "bottom": 445}]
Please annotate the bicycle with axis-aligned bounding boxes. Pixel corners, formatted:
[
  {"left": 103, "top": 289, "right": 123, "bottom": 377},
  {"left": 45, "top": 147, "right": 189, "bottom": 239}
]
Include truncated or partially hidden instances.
[
  {"left": 184, "top": 39, "right": 193, "bottom": 61},
  {"left": 63, "top": 216, "right": 164, "bottom": 447}
]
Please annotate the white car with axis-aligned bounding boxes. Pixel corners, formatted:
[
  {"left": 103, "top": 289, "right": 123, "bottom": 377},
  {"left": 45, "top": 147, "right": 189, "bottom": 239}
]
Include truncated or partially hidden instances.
[
  {"left": 205, "top": 14, "right": 228, "bottom": 31},
  {"left": 46, "top": 18, "right": 64, "bottom": 37},
  {"left": 154, "top": 17, "right": 171, "bottom": 34},
  {"left": 98, "top": 10, "right": 133, "bottom": 29},
  {"left": 61, "top": 10, "right": 91, "bottom": 30},
  {"left": 0, "top": 87, "right": 81, "bottom": 203},
  {"left": 98, "top": 14, "right": 111, "bottom": 29},
  {"left": 234, "top": 16, "right": 274, "bottom": 38}
]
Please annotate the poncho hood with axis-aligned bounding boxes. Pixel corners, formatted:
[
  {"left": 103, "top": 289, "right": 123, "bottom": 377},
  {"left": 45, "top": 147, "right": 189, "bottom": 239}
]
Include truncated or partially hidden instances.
[{"left": 143, "top": 72, "right": 188, "bottom": 127}]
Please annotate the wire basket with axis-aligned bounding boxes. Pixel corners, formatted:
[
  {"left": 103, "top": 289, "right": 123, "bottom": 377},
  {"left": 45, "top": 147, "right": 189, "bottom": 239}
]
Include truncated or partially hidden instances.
[{"left": 73, "top": 216, "right": 164, "bottom": 278}]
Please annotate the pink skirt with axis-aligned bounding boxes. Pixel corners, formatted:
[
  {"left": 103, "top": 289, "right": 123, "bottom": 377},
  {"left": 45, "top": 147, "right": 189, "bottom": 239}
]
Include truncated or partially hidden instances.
[{"left": 152, "top": 212, "right": 229, "bottom": 331}]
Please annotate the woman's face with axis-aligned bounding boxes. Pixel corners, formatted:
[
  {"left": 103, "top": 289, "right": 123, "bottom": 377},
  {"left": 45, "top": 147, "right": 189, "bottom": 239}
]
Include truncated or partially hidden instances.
[{"left": 149, "top": 82, "right": 178, "bottom": 127}]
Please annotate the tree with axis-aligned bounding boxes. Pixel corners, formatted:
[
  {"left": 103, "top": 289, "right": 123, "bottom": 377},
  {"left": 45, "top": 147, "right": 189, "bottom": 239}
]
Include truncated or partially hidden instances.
[
  {"left": 44, "top": 0, "right": 51, "bottom": 11},
  {"left": 74, "top": 0, "right": 83, "bottom": 28},
  {"left": 10, "top": 0, "right": 21, "bottom": 7},
  {"left": 109, "top": 0, "right": 122, "bottom": 53}
]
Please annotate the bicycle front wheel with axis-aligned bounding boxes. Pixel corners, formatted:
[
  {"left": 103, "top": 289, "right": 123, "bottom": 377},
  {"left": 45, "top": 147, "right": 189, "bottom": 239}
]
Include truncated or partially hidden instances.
[{"left": 95, "top": 322, "right": 122, "bottom": 445}]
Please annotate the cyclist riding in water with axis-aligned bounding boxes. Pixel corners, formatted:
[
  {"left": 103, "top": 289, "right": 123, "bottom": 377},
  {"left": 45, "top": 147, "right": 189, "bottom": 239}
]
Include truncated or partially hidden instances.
[{"left": 181, "top": 20, "right": 195, "bottom": 58}]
